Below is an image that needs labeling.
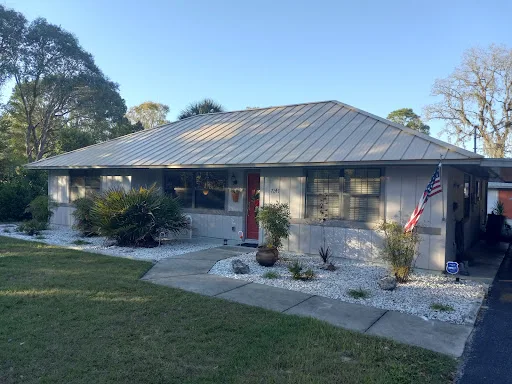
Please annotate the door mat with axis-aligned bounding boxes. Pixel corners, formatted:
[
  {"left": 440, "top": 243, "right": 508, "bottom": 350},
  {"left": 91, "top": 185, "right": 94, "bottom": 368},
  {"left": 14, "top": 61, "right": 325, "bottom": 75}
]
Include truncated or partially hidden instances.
[{"left": 239, "top": 243, "right": 258, "bottom": 248}]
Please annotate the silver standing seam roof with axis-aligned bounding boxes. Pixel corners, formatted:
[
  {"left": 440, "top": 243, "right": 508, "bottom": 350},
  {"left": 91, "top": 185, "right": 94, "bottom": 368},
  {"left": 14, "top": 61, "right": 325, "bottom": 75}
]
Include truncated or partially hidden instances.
[{"left": 27, "top": 100, "right": 482, "bottom": 169}]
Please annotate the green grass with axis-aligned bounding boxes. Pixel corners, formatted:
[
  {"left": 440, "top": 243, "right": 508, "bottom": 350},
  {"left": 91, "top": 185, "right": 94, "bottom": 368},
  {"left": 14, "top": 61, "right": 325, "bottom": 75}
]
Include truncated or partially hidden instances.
[
  {"left": 71, "top": 239, "right": 93, "bottom": 245},
  {"left": 0, "top": 236, "right": 456, "bottom": 383},
  {"left": 262, "top": 271, "right": 280, "bottom": 279},
  {"left": 348, "top": 288, "right": 371, "bottom": 299},
  {"left": 430, "top": 303, "right": 455, "bottom": 312}
]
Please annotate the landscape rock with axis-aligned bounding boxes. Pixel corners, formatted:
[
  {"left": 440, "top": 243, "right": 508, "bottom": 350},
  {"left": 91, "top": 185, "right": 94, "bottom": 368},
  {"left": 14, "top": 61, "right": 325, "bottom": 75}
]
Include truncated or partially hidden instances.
[
  {"left": 378, "top": 276, "right": 397, "bottom": 291},
  {"left": 231, "top": 259, "right": 250, "bottom": 274}
]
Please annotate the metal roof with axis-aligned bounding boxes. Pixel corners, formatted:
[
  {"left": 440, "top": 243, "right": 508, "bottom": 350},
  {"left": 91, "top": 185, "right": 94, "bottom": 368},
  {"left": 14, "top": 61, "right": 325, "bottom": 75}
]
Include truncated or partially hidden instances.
[{"left": 27, "top": 100, "right": 483, "bottom": 169}]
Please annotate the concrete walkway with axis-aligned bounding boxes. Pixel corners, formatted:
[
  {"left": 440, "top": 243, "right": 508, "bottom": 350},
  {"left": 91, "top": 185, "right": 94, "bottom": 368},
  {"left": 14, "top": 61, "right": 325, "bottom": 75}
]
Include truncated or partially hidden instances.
[{"left": 142, "top": 246, "right": 473, "bottom": 358}]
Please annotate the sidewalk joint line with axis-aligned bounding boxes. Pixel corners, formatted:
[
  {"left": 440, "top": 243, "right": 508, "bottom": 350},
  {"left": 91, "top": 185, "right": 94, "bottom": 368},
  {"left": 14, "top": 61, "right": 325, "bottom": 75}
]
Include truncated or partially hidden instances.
[
  {"left": 212, "top": 281, "right": 253, "bottom": 297},
  {"left": 281, "top": 295, "right": 316, "bottom": 313},
  {"left": 363, "top": 310, "right": 388, "bottom": 333}
]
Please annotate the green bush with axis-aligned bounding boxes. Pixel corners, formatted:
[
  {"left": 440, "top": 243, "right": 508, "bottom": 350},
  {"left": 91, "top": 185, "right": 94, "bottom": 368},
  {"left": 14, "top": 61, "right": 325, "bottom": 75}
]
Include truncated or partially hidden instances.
[
  {"left": 347, "top": 288, "right": 370, "bottom": 299},
  {"left": 378, "top": 222, "right": 420, "bottom": 283},
  {"left": 90, "top": 185, "right": 189, "bottom": 247},
  {"left": 17, "top": 219, "right": 48, "bottom": 236},
  {"left": 0, "top": 169, "right": 47, "bottom": 221},
  {"left": 256, "top": 203, "right": 290, "bottom": 249},
  {"left": 25, "top": 195, "right": 56, "bottom": 223},
  {"left": 262, "top": 271, "right": 280, "bottom": 279},
  {"left": 72, "top": 197, "right": 97, "bottom": 236}
]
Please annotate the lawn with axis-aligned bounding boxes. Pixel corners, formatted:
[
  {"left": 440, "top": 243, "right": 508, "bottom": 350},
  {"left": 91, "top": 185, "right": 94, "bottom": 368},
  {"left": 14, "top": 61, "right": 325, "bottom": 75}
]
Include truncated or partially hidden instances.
[{"left": 0, "top": 236, "right": 456, "bottom": 383}]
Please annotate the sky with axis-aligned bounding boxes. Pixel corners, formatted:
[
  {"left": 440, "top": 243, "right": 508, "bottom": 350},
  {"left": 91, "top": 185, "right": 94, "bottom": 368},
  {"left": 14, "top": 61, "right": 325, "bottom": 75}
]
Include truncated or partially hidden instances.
[{"left": 3, "top": 0, "right": 512, "bottom": 143}]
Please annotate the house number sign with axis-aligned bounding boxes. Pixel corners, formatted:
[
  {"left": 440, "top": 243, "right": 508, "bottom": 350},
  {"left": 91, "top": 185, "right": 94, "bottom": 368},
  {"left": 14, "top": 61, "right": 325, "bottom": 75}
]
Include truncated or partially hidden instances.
[{"left": 270, "top": 188, "right": 280, "bottom": 194}]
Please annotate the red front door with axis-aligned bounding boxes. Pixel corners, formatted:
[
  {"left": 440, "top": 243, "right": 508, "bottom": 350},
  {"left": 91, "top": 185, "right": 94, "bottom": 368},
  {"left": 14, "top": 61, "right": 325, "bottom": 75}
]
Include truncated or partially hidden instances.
[{"left": 246, "top": 173, "right": 260, "bottom": 240}]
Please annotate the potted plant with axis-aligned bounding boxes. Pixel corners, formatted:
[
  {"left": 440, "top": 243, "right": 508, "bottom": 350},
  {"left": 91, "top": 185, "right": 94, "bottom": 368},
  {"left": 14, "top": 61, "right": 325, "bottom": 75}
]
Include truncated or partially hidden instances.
[
  {"left": 255, "top": 203, "right": 290, "bottom": 266},
  {"left": 486, "top": 200, "right": 505, "bottom": 245},
  {"left": 231, "top": 188, "right": 242, "bottom": 202}
]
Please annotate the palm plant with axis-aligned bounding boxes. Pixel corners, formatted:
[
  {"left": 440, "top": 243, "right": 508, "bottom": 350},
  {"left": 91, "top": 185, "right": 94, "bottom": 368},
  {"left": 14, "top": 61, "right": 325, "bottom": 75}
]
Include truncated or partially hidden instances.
[{"left": 178, "top": 98, "right": 225, "bottom": 120}]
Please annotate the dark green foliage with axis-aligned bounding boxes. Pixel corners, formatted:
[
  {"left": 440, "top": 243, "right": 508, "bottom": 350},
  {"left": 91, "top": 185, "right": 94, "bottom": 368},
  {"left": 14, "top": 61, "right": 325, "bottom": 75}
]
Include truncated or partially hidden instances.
[
  {"left": 0, "top": 169, "right": 47, "bottom": 221},
  {"left": 256, "top": 203, "right": 290, "bottom": 249},
  {"left": 178, "top": 98, "right": 224, "bottom": 120},
  {"left": 72, "top": 197, "right": 97, "bottom": 236},
  {"left": 24, "top": 195, "right": 56, "bottom": 223},
  {"left": 71, "top": 239, "right": 92, "bottom": 245},
  {"left": 16, "top": 219, "right": 48, "bottom": 235},
  {"left": 90, "top": 185, "right": 188, "bottom": 246},
  {"left": 387, "top": 108, "right": 430, "bottom": 135},
  {"left": 288, "top": 261, "right": 315, "bottom": 281}
]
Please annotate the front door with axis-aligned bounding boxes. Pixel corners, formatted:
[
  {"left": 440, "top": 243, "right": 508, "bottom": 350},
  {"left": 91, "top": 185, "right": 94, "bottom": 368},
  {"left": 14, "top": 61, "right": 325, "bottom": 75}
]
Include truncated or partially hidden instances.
[{"left": 246, "top": 173, "right": 260, "bottom": 240}]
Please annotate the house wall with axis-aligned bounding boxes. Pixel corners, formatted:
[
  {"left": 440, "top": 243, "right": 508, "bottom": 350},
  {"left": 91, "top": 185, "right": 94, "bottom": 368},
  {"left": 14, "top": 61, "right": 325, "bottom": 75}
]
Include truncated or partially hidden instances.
[{"left": 259, "top": 166, "right": 448, "bottom": 270}]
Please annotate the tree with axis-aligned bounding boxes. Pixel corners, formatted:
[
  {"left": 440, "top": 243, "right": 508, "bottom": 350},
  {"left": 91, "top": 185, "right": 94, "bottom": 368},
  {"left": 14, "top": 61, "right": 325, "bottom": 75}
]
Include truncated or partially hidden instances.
[
  {"left": 0, "top": 6, "right": 129, "bottom": 162},
  {"left": 178, "top": 98, "right": 224, "bottom": 120},
  {"left": 387, "top": 108, "right": 430, "bottom": 135},
  {"left": 0, "top": 5, "right": 25, "bottom": 99},
  {"left": 425, "top": 45, "right": 512, "bottom": 158},
  {"left": 126, "top": 101, "right": 169, "bottom": 129}
]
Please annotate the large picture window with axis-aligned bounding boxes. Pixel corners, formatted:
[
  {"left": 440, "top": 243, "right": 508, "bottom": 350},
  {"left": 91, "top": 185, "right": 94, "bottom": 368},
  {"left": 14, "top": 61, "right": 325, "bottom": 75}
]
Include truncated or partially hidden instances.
[
  {"left": 164, "top": 171, "right": 227, "bottom": 210},
  {"left": 69, "top": 171, "right": 101, "bottom": 202},
  {"left": 306, "top": 168, "right": 381, "bottom": 222}
]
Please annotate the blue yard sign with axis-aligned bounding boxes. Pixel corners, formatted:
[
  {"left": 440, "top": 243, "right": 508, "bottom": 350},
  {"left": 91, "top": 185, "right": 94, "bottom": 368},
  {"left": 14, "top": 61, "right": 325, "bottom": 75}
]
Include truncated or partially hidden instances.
[{"left": 446, "top": 261, "right": 459, "bottom": 275}]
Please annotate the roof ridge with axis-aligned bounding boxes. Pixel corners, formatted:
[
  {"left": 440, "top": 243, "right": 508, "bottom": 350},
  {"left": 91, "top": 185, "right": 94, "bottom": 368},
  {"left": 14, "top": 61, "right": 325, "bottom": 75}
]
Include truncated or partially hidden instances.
[
  {"left": 330, "top": 100, "right": 482, "bottom": 159},
  {"left": 177, "top": 100, "right": 337, "bottom": 122}
]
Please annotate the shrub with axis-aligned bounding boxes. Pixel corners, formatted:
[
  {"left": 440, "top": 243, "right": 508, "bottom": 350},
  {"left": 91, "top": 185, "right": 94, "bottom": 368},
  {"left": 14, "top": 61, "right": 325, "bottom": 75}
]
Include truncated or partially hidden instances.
[
  {"left": 72, "top": 197, "right": 97, "bottom": 236},
  {"left": 378, "top": 221, "right": 420, "bottom": 283},
  {"left": 71, "top": 239, "right": 92, "bottom": 245},
  {"left": 25, "top": 195, "right": 56, "bottom": 223},
  {"left": 288, "top": 261, "right": 315, "bottom": 281},
  {"left": 256, "top": 203, "right": 290, "bottom": 249},
  {"left": 430, "top": 303, "right": 454, "bottom": 312},
  {"left": 348, "top": 288, "right": 370, "bottom": 299},
  {"left": 90, "top": 185, "right": 189, "bottom": 247},
  {"left": 17, "top": 219, "right": 48, "bottom": 236},
  {"left": 0, "top": 168, "right": 47, "bottom": 221},
  {"left": 263, "top": 271, "right": 280, "bottom": 279}
]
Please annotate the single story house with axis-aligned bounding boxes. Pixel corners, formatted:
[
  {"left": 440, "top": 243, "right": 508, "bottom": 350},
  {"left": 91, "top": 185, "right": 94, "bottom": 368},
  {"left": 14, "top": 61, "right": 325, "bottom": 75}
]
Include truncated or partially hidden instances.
[{"left": 28, "top": 100, "right": 498, "bottom": 271}]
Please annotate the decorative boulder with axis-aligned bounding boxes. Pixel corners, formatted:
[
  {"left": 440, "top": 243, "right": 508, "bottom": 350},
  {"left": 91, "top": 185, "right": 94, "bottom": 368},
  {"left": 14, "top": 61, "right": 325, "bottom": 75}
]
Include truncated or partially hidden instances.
[
  {"left": 232, "top": 259, "right": 250, "bottom": 274},
  {"left": 378, "top": 276, "right": 397, "bottom": 291}
]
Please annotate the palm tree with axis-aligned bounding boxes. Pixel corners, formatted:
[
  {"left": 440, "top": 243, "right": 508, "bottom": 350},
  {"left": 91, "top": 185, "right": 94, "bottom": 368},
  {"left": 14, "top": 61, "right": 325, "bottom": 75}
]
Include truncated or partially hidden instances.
[{"left": 178, "top": 98, "right": 225, "bottom": 120}]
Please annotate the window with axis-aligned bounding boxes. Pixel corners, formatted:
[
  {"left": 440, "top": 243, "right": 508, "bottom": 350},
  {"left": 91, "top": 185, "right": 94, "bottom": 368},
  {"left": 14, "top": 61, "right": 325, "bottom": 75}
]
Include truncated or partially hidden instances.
[
  {"left": 464, "top": 174, "right": 471, "bottom": 218},
  {"left": 70, "top": 171, "right": 101, "bottom": 202},
  {"left": 306, "top": 168, "right": 381, "bottom": 222},
  {"left": 164, "top": 171, "right": 227, "bottom": 210}
]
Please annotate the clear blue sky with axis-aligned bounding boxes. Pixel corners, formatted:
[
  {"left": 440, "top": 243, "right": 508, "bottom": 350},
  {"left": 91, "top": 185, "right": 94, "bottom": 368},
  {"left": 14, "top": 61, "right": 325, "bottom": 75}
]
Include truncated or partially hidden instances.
[{"left": 4, "top": 0, "right": 512, "bottom": 141}]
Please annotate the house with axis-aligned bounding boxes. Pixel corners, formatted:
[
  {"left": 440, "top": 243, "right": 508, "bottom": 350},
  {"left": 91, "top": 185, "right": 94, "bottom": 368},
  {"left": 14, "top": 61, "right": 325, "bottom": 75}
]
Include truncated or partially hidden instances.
[{"left": 28, "top": 100, "right": 493, "bottom": 271}]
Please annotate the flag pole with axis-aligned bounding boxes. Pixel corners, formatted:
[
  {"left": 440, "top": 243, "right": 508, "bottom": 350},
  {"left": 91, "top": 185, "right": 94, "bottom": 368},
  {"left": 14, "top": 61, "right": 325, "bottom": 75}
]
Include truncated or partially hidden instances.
[{"left": 440, "top": 155, "right": 445, "bottom": 221}]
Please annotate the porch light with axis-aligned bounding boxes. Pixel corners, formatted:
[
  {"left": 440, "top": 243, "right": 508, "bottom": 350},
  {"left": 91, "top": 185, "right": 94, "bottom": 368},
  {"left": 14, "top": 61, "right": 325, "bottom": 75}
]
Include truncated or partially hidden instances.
[
  {"left": 203, "top": 189, "right": 209, "bottom": 195},
  {"left": 231, "top": 173, "right": 238, "bottom": 185}
]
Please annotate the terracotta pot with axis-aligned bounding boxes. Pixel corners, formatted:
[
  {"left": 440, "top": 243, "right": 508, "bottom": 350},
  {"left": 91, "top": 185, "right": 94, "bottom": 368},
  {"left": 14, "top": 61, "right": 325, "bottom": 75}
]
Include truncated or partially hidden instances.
[
  {"left": 256, "top": 246, "right": 279, "bottom": 266},
  {"left": 231, "top": 191, "right": 240, "bottom": 202}
]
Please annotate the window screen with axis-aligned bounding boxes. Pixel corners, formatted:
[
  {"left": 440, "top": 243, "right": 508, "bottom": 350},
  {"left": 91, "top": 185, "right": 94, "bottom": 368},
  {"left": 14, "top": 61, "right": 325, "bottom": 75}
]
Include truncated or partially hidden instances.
[
  {"left": 70, "top": 171, "right": 100, "bottom": 202},
  {"left": 306, "top": 168, "right": 381, "bottom": 222}
]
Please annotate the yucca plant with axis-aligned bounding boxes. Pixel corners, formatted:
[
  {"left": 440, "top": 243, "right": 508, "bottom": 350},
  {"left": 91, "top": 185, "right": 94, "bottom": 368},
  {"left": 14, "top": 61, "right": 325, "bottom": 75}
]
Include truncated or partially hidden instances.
[{"left": 90, "top": 185, "right": 189, "bottom": 247}]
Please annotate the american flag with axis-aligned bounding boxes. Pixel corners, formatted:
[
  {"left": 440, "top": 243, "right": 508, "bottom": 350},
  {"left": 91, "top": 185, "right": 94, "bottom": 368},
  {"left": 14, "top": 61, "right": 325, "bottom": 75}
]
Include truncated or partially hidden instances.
[{"left": 404, "top": 164, "right": 442, "bottom": 233}]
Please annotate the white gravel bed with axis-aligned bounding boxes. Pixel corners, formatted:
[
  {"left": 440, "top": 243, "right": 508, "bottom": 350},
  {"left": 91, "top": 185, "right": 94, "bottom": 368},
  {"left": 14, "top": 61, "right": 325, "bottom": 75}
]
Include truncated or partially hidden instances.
[
  {"left": 0, "top": 224, "right": 220, "bottom": 262},
  {"left": 209, "top": 252, "right": 488, "bottom": 325}
]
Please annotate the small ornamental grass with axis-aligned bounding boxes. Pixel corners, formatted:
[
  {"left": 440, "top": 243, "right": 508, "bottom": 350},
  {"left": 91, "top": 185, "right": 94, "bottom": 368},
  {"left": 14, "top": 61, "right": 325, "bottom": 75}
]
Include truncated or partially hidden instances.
[
  {"left": 71, "top": 239, "right": 92, "bottom": 246},
  {"left": 378, "top": 221, "right": 420, "bottom": 283},
  {"left": 347, "top": 288, "right": 371, "bottom": 300},
  {"left": 262, "top": 271, "right": 280, "bottom": 279},
  {"left": 288, "top": 261, "right": 315, "bottom": 281},
  {"left": 430, "top": 303, "right": 455, "bottom": 312}
]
